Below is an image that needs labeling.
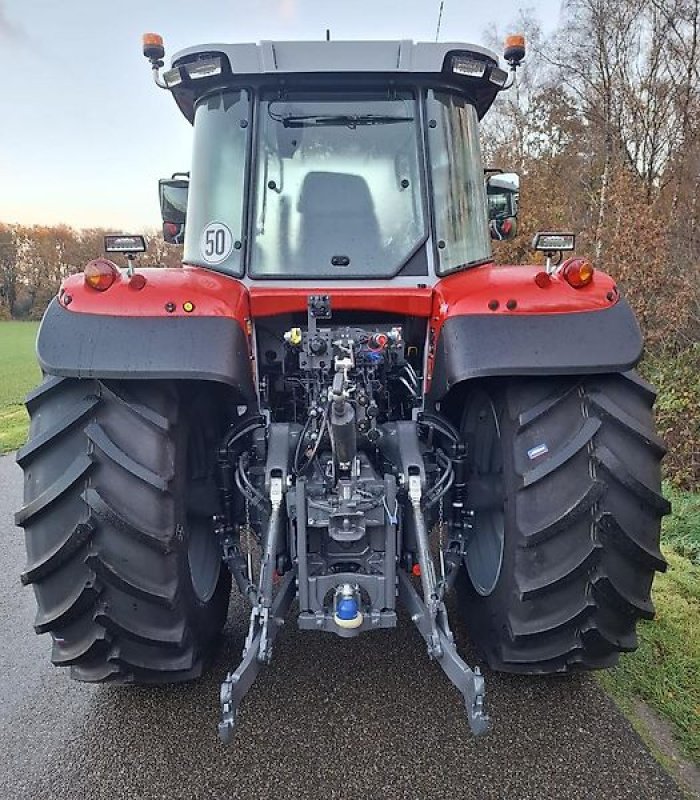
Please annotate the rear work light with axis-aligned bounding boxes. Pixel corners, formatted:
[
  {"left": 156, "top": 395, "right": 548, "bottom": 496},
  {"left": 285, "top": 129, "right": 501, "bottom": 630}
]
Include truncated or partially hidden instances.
[
  {"left": 532, "top": 232, "right": 576, "bottom": 252},
  {"left": 84, "top": 258, "right": 119, "bottom": 291},
  {"left": 104, "top": 234, "right": 147, "bottom": 254},
  {"left": 451, "top": 56, "right": 487, "bottom": 78},
  {"left": 489, "top": 67, "right": 509, "bottom": 87},
  {"left": 184, "top": 57, "right": 224, "bottom": 80},
  {"left": 560, "top": 257, "right": 594, "bottom": 288},
  {"left": 163, "top": 67, "right": 183, "bottom": 88}
]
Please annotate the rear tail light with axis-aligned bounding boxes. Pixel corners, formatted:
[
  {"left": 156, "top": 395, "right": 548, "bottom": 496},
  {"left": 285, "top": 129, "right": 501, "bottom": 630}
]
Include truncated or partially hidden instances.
[
  {"left": 560, "top": 257, "right": 594, "bottom": 288},
  {"left": 84, "top": 258, "right": 119, "bottom": 291}
]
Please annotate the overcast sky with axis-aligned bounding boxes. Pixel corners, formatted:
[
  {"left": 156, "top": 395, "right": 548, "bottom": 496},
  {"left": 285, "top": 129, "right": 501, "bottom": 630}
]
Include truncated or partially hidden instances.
[{"left": 0, "top": 0, "right": 561, "bottom": 230}]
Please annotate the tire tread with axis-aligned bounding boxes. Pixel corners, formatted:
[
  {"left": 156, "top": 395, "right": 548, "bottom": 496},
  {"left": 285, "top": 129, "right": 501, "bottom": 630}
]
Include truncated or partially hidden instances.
[
  {"left": 457, "top": 372, "right": 668, "bottom": 673},
  {"left": 17, "top": 376, "right": 230, "bottom": 684}
]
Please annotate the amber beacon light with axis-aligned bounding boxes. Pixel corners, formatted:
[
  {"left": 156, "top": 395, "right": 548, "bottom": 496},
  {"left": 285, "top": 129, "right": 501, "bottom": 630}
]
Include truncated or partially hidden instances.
[
  {"left": 143, "top": 33, "right": 165, "bottom": 62},
  {"left": 504, "top": 34, "right": 526, "bottom": 67}
]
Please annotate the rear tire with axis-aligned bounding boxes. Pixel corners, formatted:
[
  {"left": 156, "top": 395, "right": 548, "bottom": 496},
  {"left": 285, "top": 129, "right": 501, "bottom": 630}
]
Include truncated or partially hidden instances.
[
  {"left": 456, "top": 372, "right": 669, "bottom": 673},
  {"left": 16, "top": 377, "right": 231, "bottom": 683}
]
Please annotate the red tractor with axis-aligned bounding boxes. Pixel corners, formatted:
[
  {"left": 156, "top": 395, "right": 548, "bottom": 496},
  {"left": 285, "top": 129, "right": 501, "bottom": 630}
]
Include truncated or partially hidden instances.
[{"left": 16, "top": 33, "right": 669, "bottom": 742}]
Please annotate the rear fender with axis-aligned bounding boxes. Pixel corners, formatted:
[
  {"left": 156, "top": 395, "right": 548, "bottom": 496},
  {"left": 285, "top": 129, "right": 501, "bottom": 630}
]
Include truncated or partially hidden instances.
[
  {"left": 38, "top": 267, "right": 256, "bottom": 402},
  {"left": 427, "top": 265, "right": 643, "bottom": 400}
]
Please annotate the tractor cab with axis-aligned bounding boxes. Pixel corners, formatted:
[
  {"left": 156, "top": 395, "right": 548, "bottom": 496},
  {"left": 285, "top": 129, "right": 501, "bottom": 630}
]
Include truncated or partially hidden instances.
[{"left": 151, "top": 38, "right": 522, "bottom": 281}]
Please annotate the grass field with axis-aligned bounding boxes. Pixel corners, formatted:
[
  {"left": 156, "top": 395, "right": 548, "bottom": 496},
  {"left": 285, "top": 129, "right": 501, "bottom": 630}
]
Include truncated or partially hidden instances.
[
  {"left": 0, "top": 322, "right": 41, "bottom": 452},
  {"left": 0, "top": 319, "right": 697, "bottom": 767},
  {"left": 598, "top": 490, "right": 700, "bottom": 765}
]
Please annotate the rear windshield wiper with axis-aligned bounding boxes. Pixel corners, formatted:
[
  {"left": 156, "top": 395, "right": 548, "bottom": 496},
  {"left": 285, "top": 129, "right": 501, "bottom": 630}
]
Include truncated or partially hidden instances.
[{"left": 279, "top": 114, "right": 414, "bottom": 128}]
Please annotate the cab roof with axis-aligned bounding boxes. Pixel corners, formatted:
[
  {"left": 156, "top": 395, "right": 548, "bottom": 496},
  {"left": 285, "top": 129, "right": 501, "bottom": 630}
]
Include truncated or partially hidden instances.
[{"left": 168, "top": 39, "right": 504, "bottom": 122}]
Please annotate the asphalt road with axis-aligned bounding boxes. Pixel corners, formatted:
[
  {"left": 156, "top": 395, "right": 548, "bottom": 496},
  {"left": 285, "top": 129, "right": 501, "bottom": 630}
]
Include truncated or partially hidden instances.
[{"left": 0, "top": 453, "right": 685, "bottom": 800}]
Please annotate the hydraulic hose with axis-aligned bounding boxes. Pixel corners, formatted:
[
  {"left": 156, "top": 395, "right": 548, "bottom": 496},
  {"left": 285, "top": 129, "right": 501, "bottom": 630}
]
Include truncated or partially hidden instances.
[
  {"left": 418, "top": 412, "right": 461, "bottom": 445},
  {"left": 293, "top": 401, "right": 330, "bottom": 475},
  {"left": 236, "top": 454, "right": 271, "bottom": 514},
  {"left": 423, "top": 450, "right": 455, "bottom": 509},
  {"left": 217, "top": 415, "right": 267, "bottom": 535},
  {"left": 219, "top": 415, "right": 266, "bottom": 459}
]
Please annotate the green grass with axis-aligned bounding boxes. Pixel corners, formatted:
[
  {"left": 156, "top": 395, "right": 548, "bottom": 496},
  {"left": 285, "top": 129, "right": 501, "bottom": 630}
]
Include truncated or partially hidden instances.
[
  {"left": 598, "top": 487, "right": 700, "bottom": 765},
  {"left": 0, "top": 322, "right": 40, "bottom": 453},
  {"left": 662, "top": 484, "right": 700, "bottom": 564}
]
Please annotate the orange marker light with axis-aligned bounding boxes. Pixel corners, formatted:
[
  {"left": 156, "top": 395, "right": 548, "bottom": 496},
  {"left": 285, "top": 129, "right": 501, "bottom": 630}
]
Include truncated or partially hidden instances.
[
  {"left": 561, "top": 257, "right": 594, "bottom": 288},
  {"left": 143, "top": 33, "right": 165, "bottom": 61},
  {"left": 84, "top": 258, "right": 119, "bottom": 291},
  {"left": 505, "top": 34, "right": 525, "bottom": 50},
  {"left": 504, "top": 34, "right": 526, "bottom": 66}
]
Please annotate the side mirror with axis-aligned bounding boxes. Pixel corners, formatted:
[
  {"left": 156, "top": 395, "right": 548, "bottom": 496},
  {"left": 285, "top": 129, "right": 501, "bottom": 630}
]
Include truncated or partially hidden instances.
[
  {"left": 486, "top": 171, "right": 519, "bottom": 241},
  {"left": 159, "top": 175, "right": 189, "bottom": 244}
]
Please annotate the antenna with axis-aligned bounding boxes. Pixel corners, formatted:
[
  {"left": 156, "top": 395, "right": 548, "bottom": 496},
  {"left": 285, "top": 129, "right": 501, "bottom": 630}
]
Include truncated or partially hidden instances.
[
  {"left": 435, "top": 0, "right": 445, "bottom": 41},
  {"left": 326, "top": 28, "right": 331, "bottom": 41}
]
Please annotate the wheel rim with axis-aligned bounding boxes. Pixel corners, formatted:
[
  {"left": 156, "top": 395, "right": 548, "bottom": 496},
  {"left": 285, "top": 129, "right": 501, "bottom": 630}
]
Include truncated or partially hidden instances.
[
  {"left": 187, "top": 515, "right": 221, "bottom": 603},
  {"left": 462, "top": 392, "right": 505, "bottom": 597}
]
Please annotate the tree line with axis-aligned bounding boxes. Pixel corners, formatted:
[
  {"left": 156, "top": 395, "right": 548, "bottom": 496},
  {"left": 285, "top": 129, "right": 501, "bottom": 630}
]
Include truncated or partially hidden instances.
[
  {"left": 0, "top": 0, "right": 697, "bottom": 486},
  {"left": 0, "top": 225, "right": 180, "bottom": 320},
  {"left": 484, "top": 0, "right": 699, "bottom": 487}
]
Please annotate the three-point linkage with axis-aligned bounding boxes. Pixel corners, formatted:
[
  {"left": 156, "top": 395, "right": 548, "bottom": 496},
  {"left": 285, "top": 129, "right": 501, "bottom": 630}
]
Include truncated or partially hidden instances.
[{"left": 214, "top": 295, "right": 489, "bottom": 742}]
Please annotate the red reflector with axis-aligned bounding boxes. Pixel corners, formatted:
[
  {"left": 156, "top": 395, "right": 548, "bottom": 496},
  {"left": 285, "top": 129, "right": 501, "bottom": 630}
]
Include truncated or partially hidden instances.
[
  {"left": 129, "top": 273, "right": 147, "bottom": 290},
  {"left": 534, "top": 271, "right": 551, "bottom": 288},
  {"left": 561, "top": 257, "right": 594, "bottom": 288},
  {"left": 412, "top": 563, "right": 421, "bottom": 577},
  {"left": 164, "top": 222, "right": 179, "bottom": 236},
  {"left": 84, "top": 258, "right": 119, "bottom": 291}
]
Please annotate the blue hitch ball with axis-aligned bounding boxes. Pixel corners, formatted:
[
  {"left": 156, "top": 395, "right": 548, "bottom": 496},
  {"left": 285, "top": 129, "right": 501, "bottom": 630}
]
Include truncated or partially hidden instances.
[{"left": 337, "top": 595, "right": 359, "bottom": 621}]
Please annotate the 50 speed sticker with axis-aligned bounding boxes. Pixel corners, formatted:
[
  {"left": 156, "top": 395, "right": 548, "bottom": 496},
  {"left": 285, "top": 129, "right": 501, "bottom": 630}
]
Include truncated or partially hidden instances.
[{"left": 200, "top": 222, "right": 234, "bottom": 265}]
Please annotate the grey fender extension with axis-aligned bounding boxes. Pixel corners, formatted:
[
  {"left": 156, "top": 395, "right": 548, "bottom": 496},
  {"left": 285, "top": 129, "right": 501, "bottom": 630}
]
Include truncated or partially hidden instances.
[
  {"left": 37, "top": 299, "right": 256, "bottom": 401},
  {"left": 429, "top": 300, "right": 643, "bottom": 400}
]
